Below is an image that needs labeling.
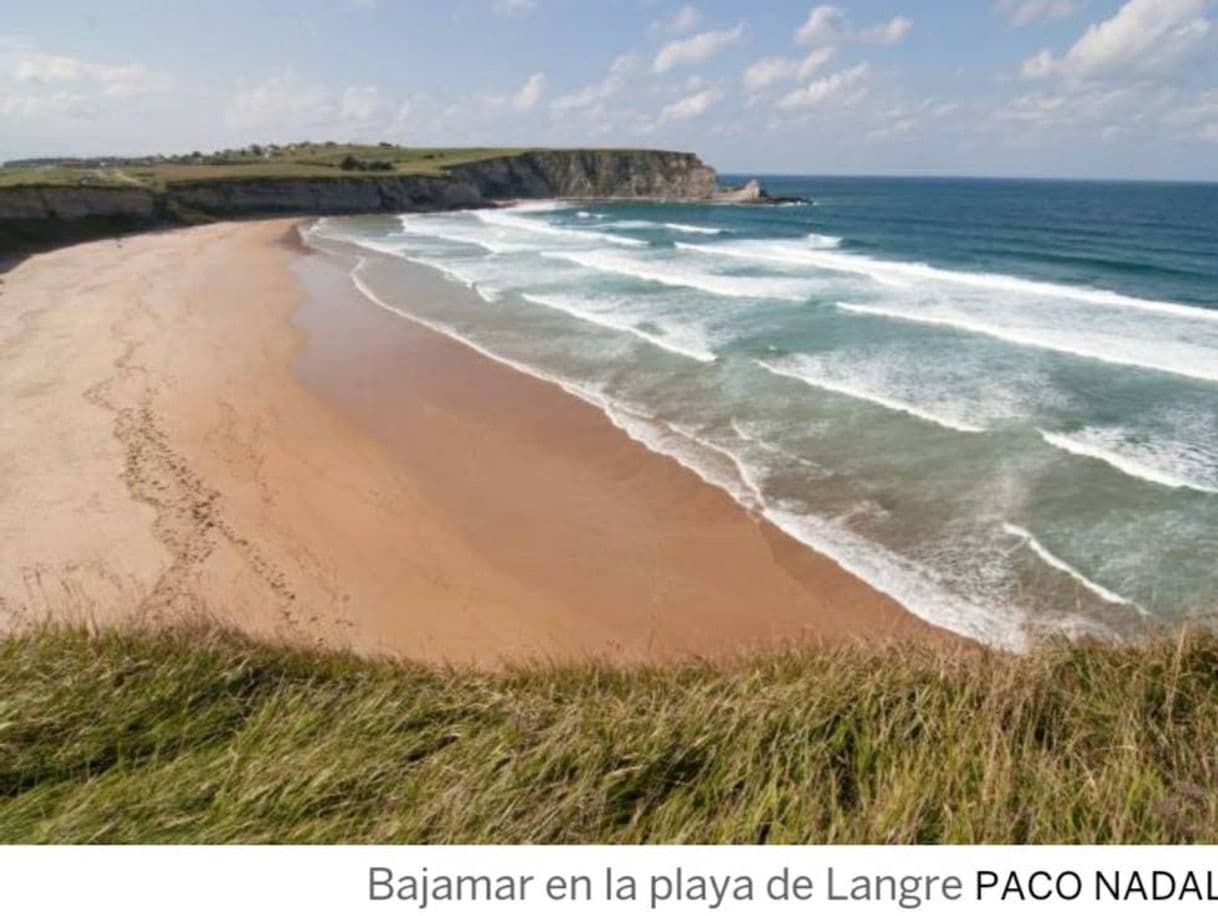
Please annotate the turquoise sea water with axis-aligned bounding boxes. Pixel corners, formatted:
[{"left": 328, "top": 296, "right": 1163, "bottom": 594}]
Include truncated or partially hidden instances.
[{"left": 306, "top": 177, "right": 1218, "bottom": 649}]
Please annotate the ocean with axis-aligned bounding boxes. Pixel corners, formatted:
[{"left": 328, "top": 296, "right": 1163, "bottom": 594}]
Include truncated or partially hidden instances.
[{"left": 304, "top": 176, "right": 1218, "bottom": 649}]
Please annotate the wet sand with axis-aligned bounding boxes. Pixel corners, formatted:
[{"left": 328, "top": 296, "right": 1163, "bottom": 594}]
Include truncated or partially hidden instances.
[{"left": 0, "top": 219, "right": 947, "bottom": 665}]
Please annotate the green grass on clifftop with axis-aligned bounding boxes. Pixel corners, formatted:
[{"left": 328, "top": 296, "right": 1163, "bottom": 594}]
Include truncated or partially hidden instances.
[
  {"left": 1, "top": 625, "right": 1216, "bottom": 844},
  {"left": 0, "top": 144, "right": 526, "bottom": 190}
]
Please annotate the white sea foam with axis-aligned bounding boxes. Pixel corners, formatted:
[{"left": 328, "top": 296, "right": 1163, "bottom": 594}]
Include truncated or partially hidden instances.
[
  {"left": 756, "top": 357, "right": 986, "bottom": 434},
  {"left": 600, "top": 406, "right": 1030, "bottom": 649},
  {"left": 670, "top": 422, "right": 770, "bottom": 507},
  {"left": 475, "top": 209, "right": 647, "bottom": 247},
  {"left": 765, "top": 508, "right": 1029, "bottom": 650},
  {"left": 1040, "top": 429, "right": 1218, "bottom": 495},
  {"left": 1002, "top": 523, "right": 1140, "bottom": 610},
  {"left": 393, "top": 256, "right": 503, "bottom": 303},
  {"left": 507, "top": 200, "right": 571, "bottom": 213},
  {"left": 600, "top": 220, "right": 662, "bottom": 230},
  {"left": 520, "top": 293, "right": 717, "bottom": 363},
  {"left": 599, "top": 405, "right": 762, "bottom": 508},
  {"left": 395, "top": 215, "right": 524, "bottom": 254},
  {"left": 312, "top": 211, "right": 1202, "bottom": 651},
  {"left": 347, "top": 258, "right": 606, "bottom": 411},
  {"left": 836, "top": 302, "right": 1218, "bottom": 385},
  {"left": 349, "top": 252, "right": 1029, "bottom": 650},
  {"left": 805, "top": 233, "right": 842, "bottom": 249},
  {"left": 729, "top": 418, "right": 829, "bottom": 476},
  {"left": 684, "top": 241, "right": 1218, "bottom": 324},
  {"left": 664, "top": 222, "right": 725, "bottom": 235},
  {"left": 601, "top": 220, "right": 724, "bottom": 235},
  {"left": 542, "top": 249, "right": 814, "bottom": 301}
]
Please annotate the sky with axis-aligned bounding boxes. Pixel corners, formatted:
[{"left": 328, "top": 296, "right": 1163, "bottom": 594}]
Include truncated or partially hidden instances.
[{"left": 2, "top": 0, "right": 1217, "bottom": 180}]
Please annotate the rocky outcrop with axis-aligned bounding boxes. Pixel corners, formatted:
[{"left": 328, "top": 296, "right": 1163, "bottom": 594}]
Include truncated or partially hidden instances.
[
  {"left": 713, "top": 179, "right": 810, "bottom": 206},
  {"left": 713, "top": 179, "right": 764, "bottom": 203},
  {"left": 0, "top": 149, "right": 723, "bottom": 252}
]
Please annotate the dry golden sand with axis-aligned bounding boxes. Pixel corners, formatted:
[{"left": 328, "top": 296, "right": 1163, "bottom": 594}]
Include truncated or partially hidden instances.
[{"left": 0, "top": 220, "right": 946, "bottom": 665}]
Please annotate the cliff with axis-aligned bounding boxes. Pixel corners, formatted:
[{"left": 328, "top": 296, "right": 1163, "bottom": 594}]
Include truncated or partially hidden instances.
[{"left": 0, "top": 149, "right": 720, "bottom": 252}]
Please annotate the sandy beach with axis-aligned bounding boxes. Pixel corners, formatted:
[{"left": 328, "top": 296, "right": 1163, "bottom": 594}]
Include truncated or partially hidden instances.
[{"left": 0, "top": 219, "right": 943, "bottom": 664}]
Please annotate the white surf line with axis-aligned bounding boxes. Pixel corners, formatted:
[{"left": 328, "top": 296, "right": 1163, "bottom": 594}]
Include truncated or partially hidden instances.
[
  {"left": 520, "top": 293, "right": 716, "bottom": 363},
  {"left": 337, "top": 246, "right": 1033, "bottom": 651},
  {"left": 836, "top": 302, "right": 1218, "bottom": 386},
  {"left": 347, "top": 258, "right": 613, "bottom": 416},
  {"left": 610, "top": 407, "right": 1029, "bottom": 649},
  {"left": 1002, "top": 523, "right": 1144, "bottom": 613},
  {"left": 755, "top": 359, "right": 986, "bottom": 434},
  {"left": 1039, "top": 430, "right": 1218, "bottom": 495},
  {"left": 682, "top": 242, "right": 1218, "bottom": 325},
  {"left": 805, "top": 233, "right": 842, "bottom": 249},
  {"left": 601, "top": 220, "right": 724, "bottom": 235},
  {"left": 598, "top": 403, "right": 764, "bottom": 511},
  {"left": 729, "top": 418, "right": 827, "bottom": 475},
  {"left": 542, "top": 250, "right": 811, "bottom": 301},
  {"left": 765, "top": 508, "right": 1030, "bottom": 651},
  {"left": 669, "top": 421, "right": 768, "bottom": 508},
  {"left": 475, "top": 210, "right": 647, "bottom": 248},
  {"left": 663, "top": 222, "right": 724, "bottom": 235}
]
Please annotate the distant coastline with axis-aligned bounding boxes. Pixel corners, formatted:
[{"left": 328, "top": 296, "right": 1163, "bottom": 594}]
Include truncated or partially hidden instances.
[{"left": 0, "top": 144, "right": 733, "bottom": 254}]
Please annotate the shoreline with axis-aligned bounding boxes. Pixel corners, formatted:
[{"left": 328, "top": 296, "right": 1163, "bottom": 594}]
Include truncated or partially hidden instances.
[{"left": 0, "top": 219, "right": 950, "bottom": 666}]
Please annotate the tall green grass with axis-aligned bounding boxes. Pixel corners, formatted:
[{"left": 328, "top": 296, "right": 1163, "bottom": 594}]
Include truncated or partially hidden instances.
[{"left": 1, "top": 626, "right": 1215, "bottom": 843}]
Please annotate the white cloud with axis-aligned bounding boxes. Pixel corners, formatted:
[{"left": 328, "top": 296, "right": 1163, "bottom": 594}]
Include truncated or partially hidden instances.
[
  {"left": 1162, "top": 87, "right": 1218, "bottom": 141},
  {"left": 860, "top": 15, "right": 913, "bottom": 45},
  {"left": 743, "top": 57, "right": 798, "bottom": 93},
  {"left": 0, "top": 90, "right": 93, "bottom": 118},
  {"left": 1020, "top": 49, "right": 1057, "bottom": 78},
  {"left": 491, "top": 0, "right": 536, "bottom": 18},
  {"left": 990, "top": 83, "right": 1165, "bottom": 133},
  {"left": 796, "top": 6, "right": 911, "bottom": 48},
  {"left": 225, "top": 71, "right": 402, "bottom": 136},
  {"left": 1, "top": 47, "right": 166, "bottom": 97},
  {"left": 551, "top": 54, "right": 634, "bottom": 114},
  {"left": 226, "top": 72, "right": 335, "bottom": 132},
  {"left": 657, "top": 87, "right": 722, "bottom": 124},
  {"left": 792, "top": 47, "right": 836, "bottom": 79},
  {"left": 1022, "top": 0, "right": 1213, "bottom": 80},
  {"left": 653, "top": 23, "right": 744, "bottom": 73},
  {"left": 996, "top": 0, "right": 1086, "bottom": 28},
  {"left": 866, "top": 117, "right": 919, "bottom": 142},
  {"left": 649, "top": 5, "right": 701, "bottom": 36},
  {"left": 775, "top": 62, "right": 870, "bottom": 110},
  {"left": 512, "top": 71, "right": 545, "bottom": 110},
  {"left": 339, "top": 85, "right": 384, "bottom": 121},
  {"left": 796, "top": 5, "right": 846, "bottom": 45},
  {"left": 742, "top": 47, "right": 835, "bottom": 92}
]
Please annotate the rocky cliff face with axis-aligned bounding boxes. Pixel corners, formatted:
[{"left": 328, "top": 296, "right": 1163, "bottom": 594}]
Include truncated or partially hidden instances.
[
  {"left": 453, "top": 149, "right": 719, "bottom": 200},
  {"left": 0, "top": 149, "right": 721, "bottom": 252},
  {"left": 165, "top": 149, "right": 718, "bottom": 219},
  {"left": 0, "top": 185, "right": 162, "bottom": 249},
  {"left": 0, "top": 185, "right": 158, "bottom": 221},
  {"left": 166, "top": 174, "right": 484, "bottom": 218}
]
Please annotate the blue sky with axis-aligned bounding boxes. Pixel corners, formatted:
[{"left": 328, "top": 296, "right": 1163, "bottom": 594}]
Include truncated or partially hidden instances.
[{"left": 2, "top": 0, "right": 1217, "bottom": 179}]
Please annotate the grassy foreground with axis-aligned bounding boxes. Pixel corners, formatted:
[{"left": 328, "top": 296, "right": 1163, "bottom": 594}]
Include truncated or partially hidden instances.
[{"left": 1, "top": 626, "right": 1216, "bottom": 843}]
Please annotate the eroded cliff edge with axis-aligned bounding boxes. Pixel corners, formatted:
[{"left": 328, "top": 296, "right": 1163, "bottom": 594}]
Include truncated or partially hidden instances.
[{"left": 0, "top": 149, "right": 720, "bottom": 252}]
